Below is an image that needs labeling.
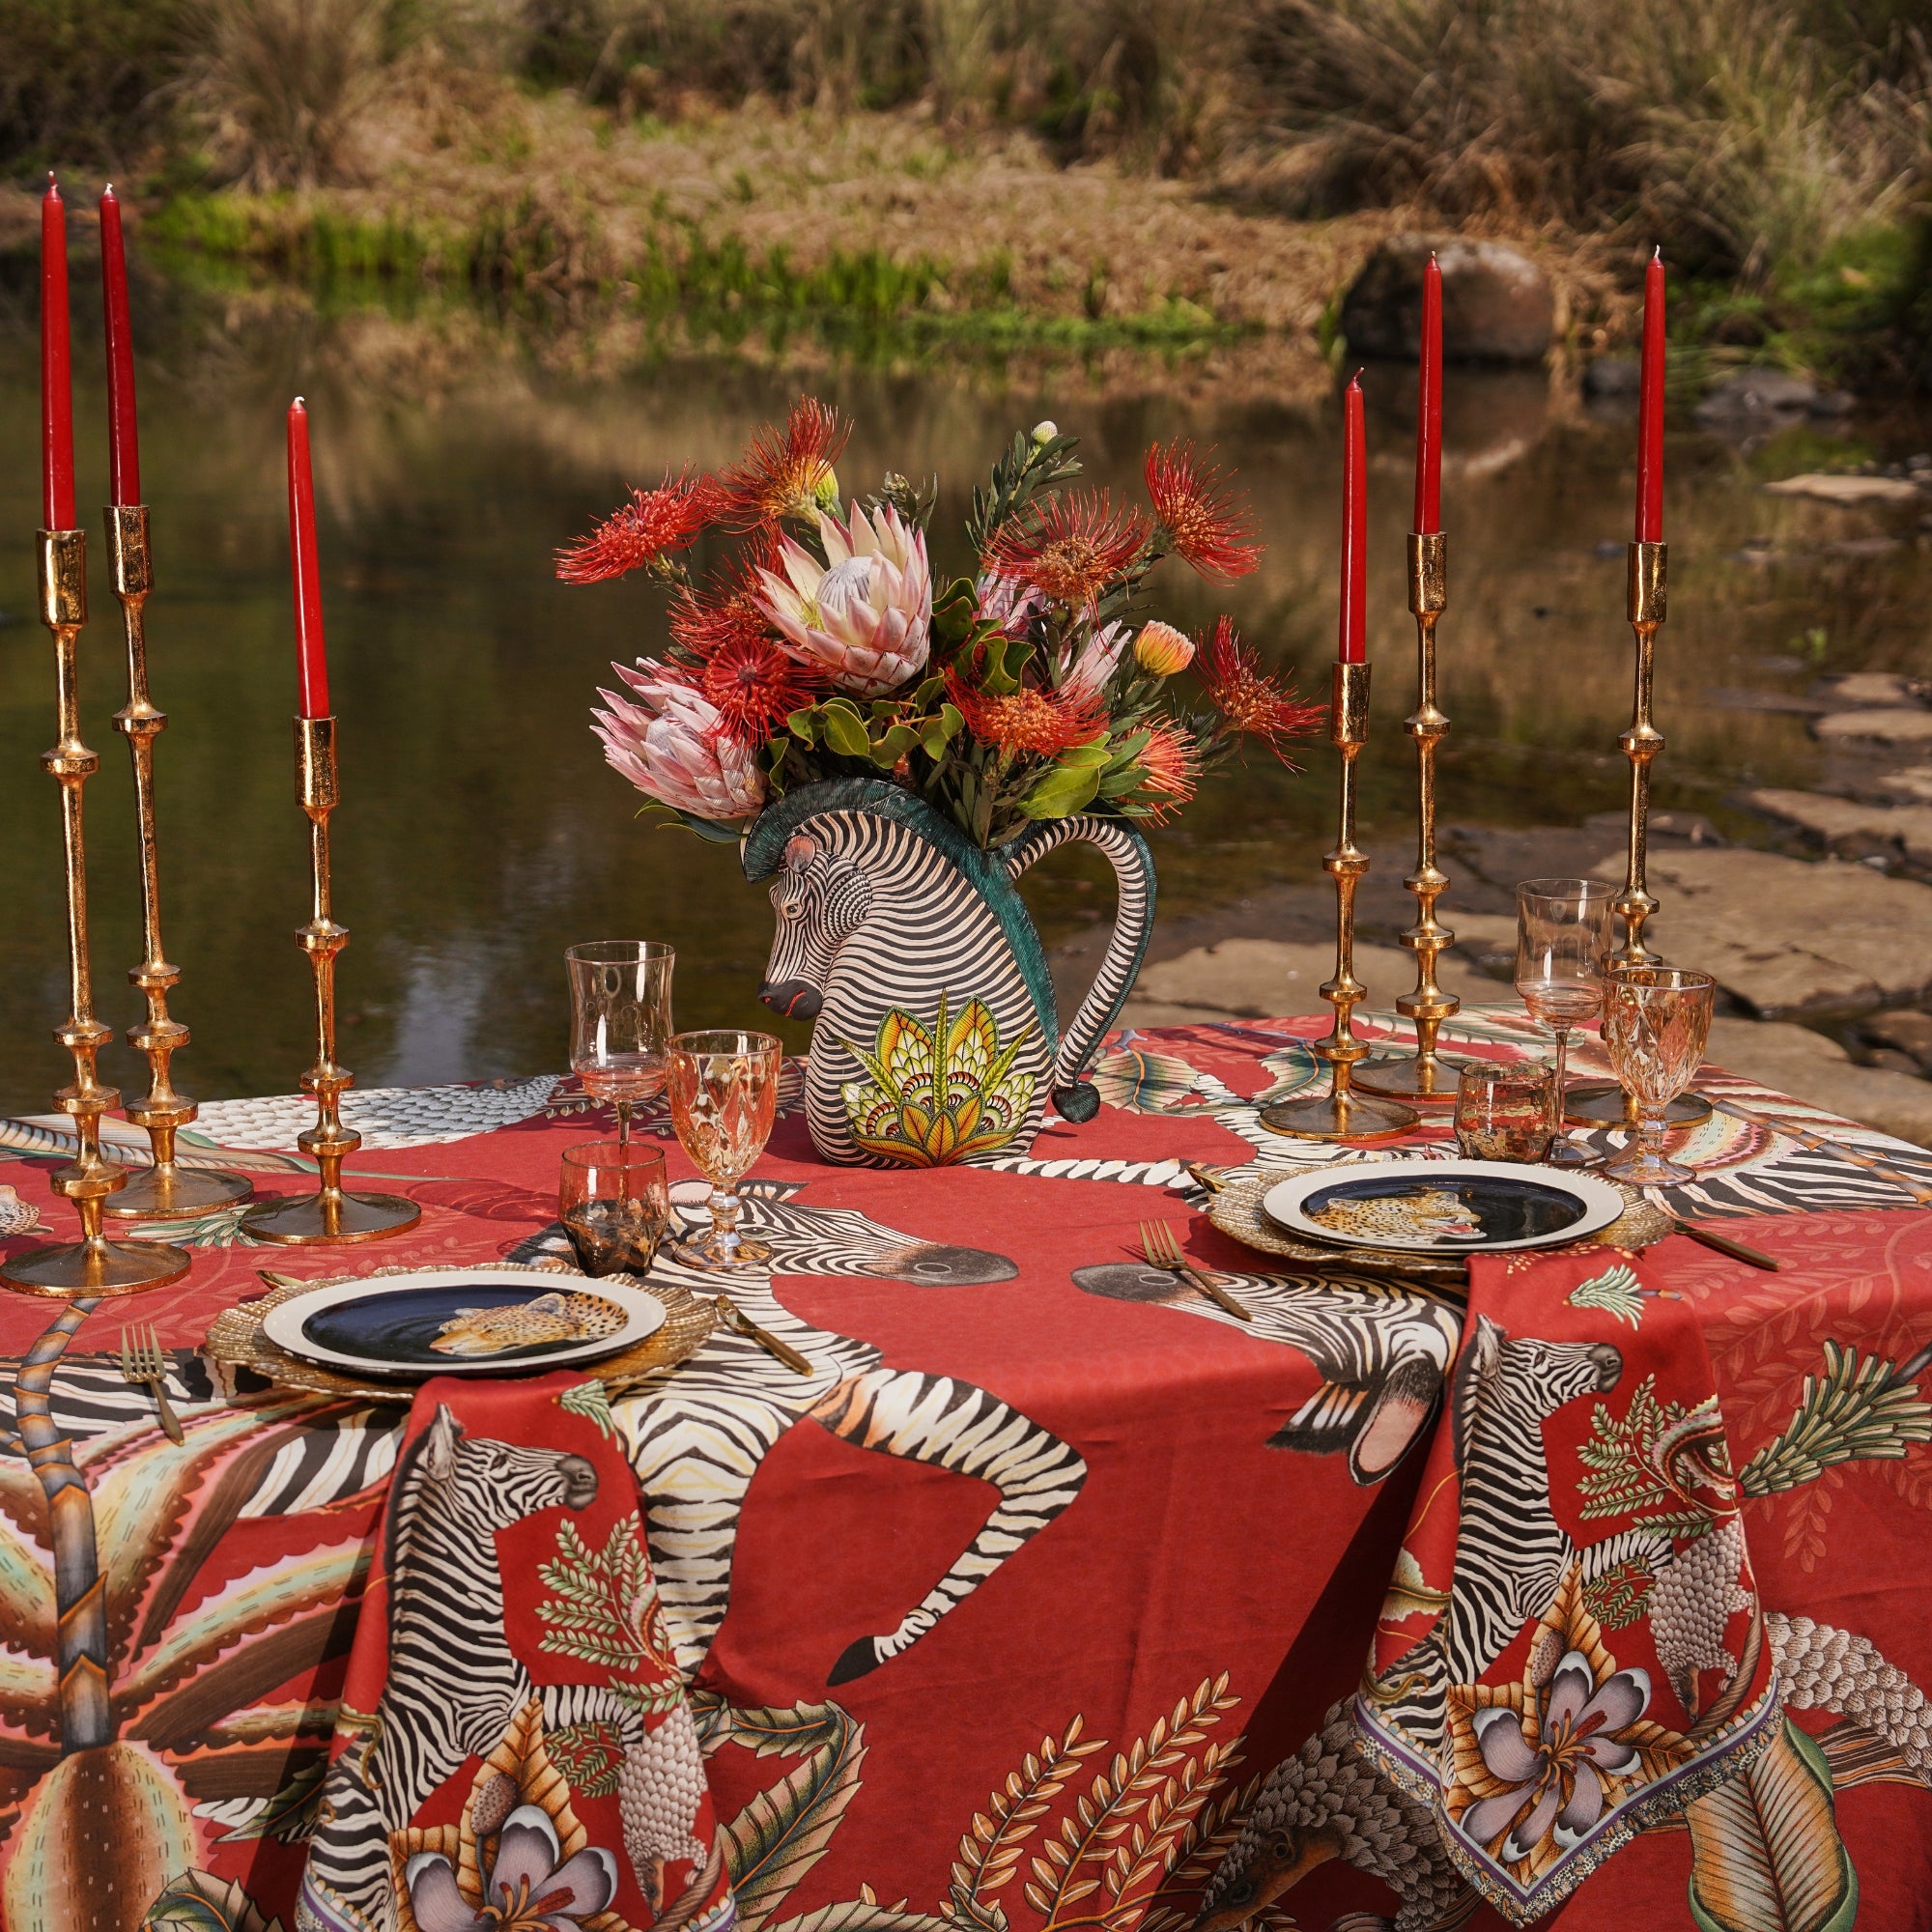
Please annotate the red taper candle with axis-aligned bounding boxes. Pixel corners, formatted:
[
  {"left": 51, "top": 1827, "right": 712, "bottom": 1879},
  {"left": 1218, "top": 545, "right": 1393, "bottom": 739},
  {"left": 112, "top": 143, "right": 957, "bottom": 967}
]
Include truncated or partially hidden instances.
[
  {"left": 1339, "top": 372, "right": 1368, "bottom": 663},
  {"left": 1413, "top": 253, "right": 1442, "bottom": 534},
  {"left": 100, "top": 185, "right": 140, "bottom": 507},
  {"left": 41, "top": 176, "right": 75, "bottom": 532},
  {"left": 287, "top": 398, "right": 331, "bottom": 719},
  {"left": 1634, "top": 249, "right": 1666, "bottom": 544}
]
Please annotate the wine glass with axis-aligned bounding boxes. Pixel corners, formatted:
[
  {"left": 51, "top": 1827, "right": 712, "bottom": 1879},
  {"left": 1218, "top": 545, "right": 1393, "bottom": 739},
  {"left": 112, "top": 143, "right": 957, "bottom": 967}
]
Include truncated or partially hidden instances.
[
  {"left": 558, "top": 1142, "right": 670, "bottom": 1278},
  {"left": 566, "top": 941, "right": 673, "bottom": 1147},
  {"left": 1454, "top": 1061, "right": 1555, "bottom": 1163},
  {"left": 1515, "top": 878, "right": 1616, "bottom": 1168},
  {"left": 667, "top": 1030, "right": 782, "bottom": 1266},
  {"left": 1600, "top": 965, "right": 1717, "bottom": 1188}
]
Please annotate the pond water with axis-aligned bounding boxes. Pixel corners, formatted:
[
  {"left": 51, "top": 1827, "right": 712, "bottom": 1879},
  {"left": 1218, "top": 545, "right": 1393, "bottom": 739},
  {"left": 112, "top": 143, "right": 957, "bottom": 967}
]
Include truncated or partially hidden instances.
[{"left": 1, "top": 263, "right": 1929, "bottom": 1118}]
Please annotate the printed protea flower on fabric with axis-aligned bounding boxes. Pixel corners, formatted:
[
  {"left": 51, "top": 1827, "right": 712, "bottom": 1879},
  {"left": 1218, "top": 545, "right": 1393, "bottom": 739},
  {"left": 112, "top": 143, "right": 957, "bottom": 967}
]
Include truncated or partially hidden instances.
[
  {"left": 1131, "top": 722, "right": 1201, "bottom": 821},
  {"left": 1053, "top": 621, "right": 1128, "bottom": 705},
  {"left": 946, "top": 670, "right": 1107, "bottom": 758},
  {"left": 720, "top": 397, "right": 849, "bottom": 527},
  {"left": 1134, "top": 619, "right": 1195, "bottom": 676},
  {"left": 669, "top": 584, "right": 824, "bottom": 738},
  {"left": 1198, "top": 616, "right": 1324, "bottom": 764},
  {"left": 407, "top": 1804, "right": 618, "bottom": 1932},
  {"left": 555, "top": 469, "right": 719, "bottom": 584},
  {"left": 981, "top": 490, "right": 1151, "bottom": 611},
  {"left": 593, "top": 663, "right": 767, "bottom": 822},
  {"left": 1145, "top": 440, "right": 1263, "bottom": 582},
  {"left": 755, "top": 501, "right": 932, "bottom": 697}
]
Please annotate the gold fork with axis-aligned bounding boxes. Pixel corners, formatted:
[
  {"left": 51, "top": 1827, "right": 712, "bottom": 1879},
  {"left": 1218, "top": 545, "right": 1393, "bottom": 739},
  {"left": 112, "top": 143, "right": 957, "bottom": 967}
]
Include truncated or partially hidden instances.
[
  {"left": 120, "top": 1324, "right": 185, "bottom": 1443},
  {"left": 714, "top": 1294, "right": 813, "bottom": 1375},
  {"left": 1137, "top": 1219, "right": 1253, "bottom": 1321}
]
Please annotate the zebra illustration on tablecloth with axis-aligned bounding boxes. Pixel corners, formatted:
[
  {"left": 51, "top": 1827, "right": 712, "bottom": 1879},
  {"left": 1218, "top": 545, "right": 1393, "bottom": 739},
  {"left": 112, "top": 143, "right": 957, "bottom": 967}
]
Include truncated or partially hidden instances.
[
  {"left": 1069, "top": 1262, "right": 1463, "bottom": 1484},
  {"left": 517, "top": 1178, "right": 1087, "bottom": 1686},
  {"left": 297, "top": 1405, "right": 716, "bottom": 1932}
]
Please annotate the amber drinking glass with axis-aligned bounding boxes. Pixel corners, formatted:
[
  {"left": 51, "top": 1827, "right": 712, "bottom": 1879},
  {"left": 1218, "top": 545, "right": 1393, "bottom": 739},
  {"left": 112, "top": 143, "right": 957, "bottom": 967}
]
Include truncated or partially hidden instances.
[
  {"left": 1600, "top": 965, "right": 1717, "bottom": 1188},
  {"left": 566, "top": 941, "right": 674, "bottom": 1146},
  {"left": 1454, "top": 1061, "right": 1556, "bottom": 1163},
  {"left": 1515, "top": 878, "right": 1616, "bottom": 1168},
  {"left": 558, "top": 1142, "right": 670, "bottom": 1278},
  {"left": 667, "top": 1030, "right": 783, "bottom": 1266}
]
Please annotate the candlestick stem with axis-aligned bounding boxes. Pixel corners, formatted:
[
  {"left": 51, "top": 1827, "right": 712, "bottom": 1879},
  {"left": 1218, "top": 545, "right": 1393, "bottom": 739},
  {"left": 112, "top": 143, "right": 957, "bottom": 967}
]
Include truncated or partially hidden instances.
[
  {"left": 99, "top": 506, "right": 253, "bottom": 1221},
  {"left": 1, "top": 531, "right": 189, "bottom": 1297},
  {"left": 1357, "top": 532, "right": 1469, "bottom": 1103},
  {"left": 1565, "top": 539, "right": 1710, "bottom": 1129},
  {"left": 241, "top": 719, "right": 420, "bottom": 1245},
  {"left": 1261, "top": 663, "right": 1421, "bottom": 1144}
]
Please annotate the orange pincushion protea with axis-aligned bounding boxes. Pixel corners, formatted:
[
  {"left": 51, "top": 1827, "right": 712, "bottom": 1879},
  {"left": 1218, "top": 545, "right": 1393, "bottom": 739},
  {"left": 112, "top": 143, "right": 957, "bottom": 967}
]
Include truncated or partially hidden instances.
[
  {"left": 554, "top": 469, "right": 720, "bottom": 583},
  {"left": 946, "top": 672, "right": 1107, "bottom": 758},
  {"left": 670, "top": 586, "right": 825, "bottom": 739},
  {"left": 720, "top": 398, "right": 850, "bottom": 528},
  {"left": 1133, "top": 722, "right": 1202, "bottom": 820},
  {"left": 1197, "top": 616, "right": 1324, "bottom": 763},
  {"left": 981, "top": 491, "right": 1151, "bottom": 611},
  {"left": 1144, "top": 441, "right": 1263, "bottom": 582}
]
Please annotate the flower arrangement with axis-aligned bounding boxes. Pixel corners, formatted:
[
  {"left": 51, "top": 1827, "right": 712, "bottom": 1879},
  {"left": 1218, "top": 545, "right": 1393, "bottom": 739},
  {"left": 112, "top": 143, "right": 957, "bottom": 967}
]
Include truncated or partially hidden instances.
[{"left": 560, "top": 398, "right": 1322, "bottom": 849}]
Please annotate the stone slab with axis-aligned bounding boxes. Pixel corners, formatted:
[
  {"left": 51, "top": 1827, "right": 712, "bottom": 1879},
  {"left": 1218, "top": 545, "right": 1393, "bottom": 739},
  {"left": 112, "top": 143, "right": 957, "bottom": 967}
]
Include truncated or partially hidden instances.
[
  {"left": 1764, "top": 473, "right": 1921, "bottom": 505},
  {"left": 1816, "top": 672, "right": 1923, "bottom": 708},
  {"left": 1813, "top": 710, "right": 1932, "bottom": 745},
  {"left": 1707, "top": 1017, "right": 1932, "bottom": 1148},
  {"left": 1742, "top": 789, "right": 1932, "bottom": 867}
]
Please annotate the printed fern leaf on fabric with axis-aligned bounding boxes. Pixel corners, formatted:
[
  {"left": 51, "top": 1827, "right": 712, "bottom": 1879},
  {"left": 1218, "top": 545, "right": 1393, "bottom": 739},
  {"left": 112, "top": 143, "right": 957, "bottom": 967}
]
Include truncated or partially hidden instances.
[
  {"left": 546, "top": 1717, "right": 630, "bottom": 1798},
  {"left": 1686, "top": 1717, "right": 1858, "bottom": 1932},
  {"left": 766, "top": 1898, "right": 950, "bottom": 1932},
  {"left": 1568, "top": 1263, "right": 1649, "bottom": 1329},
  {"left": 554, "top": 1379, "right": 617, "bottom": 1440},
  {"left": 139, "top": 1867, "right": 286, "bottom": 1932},
  {"left": 535, "top": 1517, "right": 673, "bottom": 1672},
  {"left": 1742, "top": 1342, "right": 1932, "bottom": 1498}
]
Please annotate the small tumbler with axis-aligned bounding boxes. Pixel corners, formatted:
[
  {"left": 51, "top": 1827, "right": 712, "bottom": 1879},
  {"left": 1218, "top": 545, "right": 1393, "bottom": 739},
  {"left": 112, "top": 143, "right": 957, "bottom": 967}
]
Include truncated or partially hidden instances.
[
  {"left": 559, "top": 1141, "right": 670, "bottom": 1278},
  {"left": 1454, "top": 1061, "right": 1556, "bottom": 1163}
]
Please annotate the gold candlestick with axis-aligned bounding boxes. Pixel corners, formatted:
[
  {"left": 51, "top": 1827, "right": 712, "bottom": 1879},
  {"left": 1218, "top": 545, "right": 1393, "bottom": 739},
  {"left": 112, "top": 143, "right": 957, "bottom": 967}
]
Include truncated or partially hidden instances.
[
  {"left": 99, "top": 505, "right": 253, "bottom": 1222},
  {"left": 1, "top": 530, "right": 189, "bottom": 1297},
  {"left": 1261, "top": 661, "right": 1421, "bottom": 1144},
  {"left": 241, "top": 717, "right": 420, "bottom": 1245},
  {"left": 1356, "top": 530, "right": 1467, "bottom": 1104},
  {"left": 1566, "top": 539, "right": 1711, "bottom": 1128}
]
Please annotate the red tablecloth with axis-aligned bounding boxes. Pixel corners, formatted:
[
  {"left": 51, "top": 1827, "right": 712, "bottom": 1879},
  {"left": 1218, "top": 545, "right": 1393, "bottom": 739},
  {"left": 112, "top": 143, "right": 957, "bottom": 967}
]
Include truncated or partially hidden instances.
[{"left": 1, "top": 1011, "right": 1930, "bottom": 1931}]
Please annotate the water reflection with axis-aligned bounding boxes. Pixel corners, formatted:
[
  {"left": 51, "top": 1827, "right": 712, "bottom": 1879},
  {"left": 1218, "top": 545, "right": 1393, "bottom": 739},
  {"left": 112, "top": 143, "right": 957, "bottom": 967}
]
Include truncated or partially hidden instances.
[{"left": 0, "top": 267, "right": 1927, "bottom": 1115}]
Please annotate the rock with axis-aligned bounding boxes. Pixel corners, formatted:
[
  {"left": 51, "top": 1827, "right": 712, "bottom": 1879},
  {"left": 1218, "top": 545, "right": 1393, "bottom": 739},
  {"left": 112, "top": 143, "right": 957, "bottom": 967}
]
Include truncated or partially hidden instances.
[
  {"left": 1694, "top": 370, "right": 1821, "bottom": 425},
  {"left": 1705, "top": 1017, "right": 1932, "bottom": 1148},
  {"left": 1813, "top": 710, "right": 1932, "bottom": 745},
  {"left": 1878, "top": 769, "right": 1932, "bottom": 804},
  {"left": 1866, "top": 1047, "right": 1924, "bottom": 1076},
  {"left": 1120, "top": 938, "right": 1509, "bottom": 1029},
  {"left": 1341, "top": 235, "right": 1553, "bottom": 364},
  {"left": 1702, "top": 688, "right": 1833, "bottom": 716},
  {"left": 1764, "top": 472, "right": 1921, "bottom": 506},
  {"left": 1584, "top": 355, "right": 1641, "bottom": 399},
  {"left": 1817, "top": 671, "right": 1924, "bottom": 707},
  {"left": 1862, "top": 1009, "right": 1932, "bottom": 1071},
  {"left": 1581, "top": 808, "right": 1726, "bottom": 847},
  {"left": 1446, "top": 824, "right": 1626, "bottom": 890},
  {"left": 1810, "top": 389, "right": 1857, "bottom": 416},
  {"left": 1824, "top": 535, "right": 1904, "bottom": 559},
  {"left": 1612, "top": 848, "right": 1932, "bottom": 1016},
  {"left": 1741, "top": 789, "right": 1932, "bottom": 869}
]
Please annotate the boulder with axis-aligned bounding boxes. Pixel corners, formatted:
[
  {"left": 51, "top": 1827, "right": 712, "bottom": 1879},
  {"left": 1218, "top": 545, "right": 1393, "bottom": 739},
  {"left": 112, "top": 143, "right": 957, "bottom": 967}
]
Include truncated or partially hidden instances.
[
  {"left": 1584, "top": 355, "right": 1641, "bottom": 400},
  {"left": 1879, "top": 769, "right": 1932, "bottom": 804},
  {"left": 1693, "top": 371, "right": 1822, "bottom": 425},
  {"left": 1813, "top": 709, "right": 1932, "bottom": 745},
  {"left": 1817, "top": 671, "right": 1924, "bottom": 708},
  {"left": 1705, "top": 1017, "right": 1932, "bottom": 1148},
  {"left": 1764, "top": 472, "right": 1921, "bottom": 506},
  {"left": 1741, "top": 789, "right": 1932, "bottom": 869},
  {"left": 1341, "top": 235, "right": 1553, "bottom": 364}
]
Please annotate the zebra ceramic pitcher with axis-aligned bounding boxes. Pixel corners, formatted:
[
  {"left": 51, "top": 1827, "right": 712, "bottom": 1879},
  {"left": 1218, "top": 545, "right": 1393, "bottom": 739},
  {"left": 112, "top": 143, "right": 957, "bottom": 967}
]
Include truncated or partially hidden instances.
[{"left": 744, "top": 777, "right": 1153, "bottom": 1167}]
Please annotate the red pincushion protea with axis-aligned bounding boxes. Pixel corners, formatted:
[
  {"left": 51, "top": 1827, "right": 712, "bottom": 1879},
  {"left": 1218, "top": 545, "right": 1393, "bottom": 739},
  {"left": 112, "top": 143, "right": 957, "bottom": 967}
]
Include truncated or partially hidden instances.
[
  {"left": 1145, "top": 440, "right": 1263, "bottom": 582},
  {"left": 981, "top": 491, "right": 1152, "bottom": 611},
  {"left": 720, "top": 398, "right": 850, "bottom": 528},
  {"left": 946, "top": 670, "right": 1107, "bottom": 758},
  {"left": 669, "top": 585, "right": 825, "bottom": 739},
  {"left": 555, "top": 469, "right": 719, "bottom": 583},
  {"left": 1198, "top": 616, "right": 1324, "bottom": 764},
  {"left": 1133, "top": 722, "right": 1202, "bottom": 821}
]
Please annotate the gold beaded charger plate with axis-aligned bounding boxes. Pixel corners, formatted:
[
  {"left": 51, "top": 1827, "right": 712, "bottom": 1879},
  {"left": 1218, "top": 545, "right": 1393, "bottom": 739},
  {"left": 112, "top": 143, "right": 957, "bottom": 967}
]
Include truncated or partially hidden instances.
[{"left": 207, "top": 1262, "right": 713, "bottom": 1402}]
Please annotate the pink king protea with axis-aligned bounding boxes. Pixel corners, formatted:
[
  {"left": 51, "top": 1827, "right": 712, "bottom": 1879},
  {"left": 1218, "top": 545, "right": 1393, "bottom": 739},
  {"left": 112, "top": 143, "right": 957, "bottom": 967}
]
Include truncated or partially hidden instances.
[
  {"left": 754, "top": 501, "right": 931, "bottom": 698},
  {"left": 592, "top": 662, "right": 768, "bottom": 823}
]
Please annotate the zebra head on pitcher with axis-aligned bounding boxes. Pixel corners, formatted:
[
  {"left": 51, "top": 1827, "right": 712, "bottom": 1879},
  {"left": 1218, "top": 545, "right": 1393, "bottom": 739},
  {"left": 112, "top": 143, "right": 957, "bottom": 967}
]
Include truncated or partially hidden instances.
[{"left": 760, "top": 831, "right": 871, "bottom": 1021}]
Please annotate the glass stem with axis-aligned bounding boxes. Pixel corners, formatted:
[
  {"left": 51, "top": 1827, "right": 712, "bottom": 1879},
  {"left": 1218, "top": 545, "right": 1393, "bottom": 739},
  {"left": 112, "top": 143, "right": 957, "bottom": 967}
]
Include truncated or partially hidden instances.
[
  {"left": 1639, "top": 1108, "right": 1665, "bottom": 1180},
  {"left": 710, "top": 1182, "right": 741, "bottom": 1258},
  {"left": 1550, "top": 1027, "right": 1572, "bottom": 1142},
  {"left": 616, "top": 1097, "right": 632, "bottom": 1148}
]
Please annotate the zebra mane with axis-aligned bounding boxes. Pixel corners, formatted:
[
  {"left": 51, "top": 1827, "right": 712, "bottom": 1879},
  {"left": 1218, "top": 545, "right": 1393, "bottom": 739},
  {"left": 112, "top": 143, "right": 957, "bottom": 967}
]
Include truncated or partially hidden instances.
[
  {"left": 382, "top": 1405, "right": 461, "bottom": 1634},
  {"left": 1450, "top": 1316, "right": 1504, "bottom": 1475}
]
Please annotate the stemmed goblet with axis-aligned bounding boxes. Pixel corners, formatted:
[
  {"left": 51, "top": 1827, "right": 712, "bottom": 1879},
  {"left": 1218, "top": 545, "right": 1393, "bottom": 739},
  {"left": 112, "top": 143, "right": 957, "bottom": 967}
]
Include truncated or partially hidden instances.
[
  {"left": 1515, "top": 878, "right": 1616, "bottom": 1169},
  {"left": 566, "top": 941, "right": 673, "bottom": 1147},
  {"left": 667, "top": 1030, "right": 782, "bottom": 1266},
  {"left": 1599, "top": 965, "right": 1717, "bottom": 1188}
]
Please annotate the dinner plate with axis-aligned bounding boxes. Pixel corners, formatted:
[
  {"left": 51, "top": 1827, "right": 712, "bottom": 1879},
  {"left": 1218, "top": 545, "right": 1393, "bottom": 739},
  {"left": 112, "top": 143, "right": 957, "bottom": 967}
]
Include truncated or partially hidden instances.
[
  {"left": 260, "top": 1267, "right": 667, "bottom": 1378},
  {"left": 1261, "top": 1160, "right": 1626, "bottom": 1255}
]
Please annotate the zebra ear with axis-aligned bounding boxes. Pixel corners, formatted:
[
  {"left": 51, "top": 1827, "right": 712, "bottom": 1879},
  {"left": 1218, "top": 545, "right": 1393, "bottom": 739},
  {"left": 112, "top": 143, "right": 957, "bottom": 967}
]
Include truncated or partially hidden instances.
[
  {"left": 422, "top": 1403, "right": 464, "bottom": 1481},
  {"left": 1450, "top": 1316, "right": 1505, "bottom": 1476},
  {"left": 783, "top": 833, "right": 819, "bottom": 869}
]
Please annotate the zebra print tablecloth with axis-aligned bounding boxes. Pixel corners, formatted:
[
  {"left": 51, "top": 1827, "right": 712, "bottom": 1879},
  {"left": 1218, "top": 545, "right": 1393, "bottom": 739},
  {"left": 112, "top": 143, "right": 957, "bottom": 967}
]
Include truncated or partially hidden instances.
[{"left": 0, "top": 1011, "right": 1929, "bottom": 1932}]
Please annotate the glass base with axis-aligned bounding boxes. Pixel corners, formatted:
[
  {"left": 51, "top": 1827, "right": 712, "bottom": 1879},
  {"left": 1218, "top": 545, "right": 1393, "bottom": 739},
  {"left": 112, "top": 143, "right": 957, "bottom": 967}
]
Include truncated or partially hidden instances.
[
  {"left": 1544, "top": 1136, "right": 1604, "bottom": 1170},
  {"left": 241, "top": 1189, "right": 421, "bottom": 1246},
  {"left": 1600, "top": 1148, "right": 1696, "bottom": 1187},
  {"left": 0, "top": 1236, "right": 192, "bottom": 1298},
  {"left": 1259, "top": 1087, "right": 1420, "bottom": 1143},
  {"left": 674, "top": 1232, "right": 774, "bottom": 1269},
  {"left": 103, "top": 1165, "right": 254, "bottom": 1221},
  {"left": 1565, "top": 1083, "right": 1712, "bottom": 1128},
  {"left": 1351, "top": 1050, "right": 1473, "bottom": 1103}
]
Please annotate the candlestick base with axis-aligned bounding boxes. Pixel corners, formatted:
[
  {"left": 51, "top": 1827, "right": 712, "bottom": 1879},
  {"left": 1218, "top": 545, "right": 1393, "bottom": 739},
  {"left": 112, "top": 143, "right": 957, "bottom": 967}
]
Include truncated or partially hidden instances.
[
  {"left": 1352, "top": 1046, "right": 1474, "bottom": 1103},
  {"left": 1259, "top": 1087, "right": 1421, "bottom": 1142},
  {"left": 0, "top": 1235, "right": 190, "bottom": 1299},
  {"left": 242, "top": 1188, "right": 420, "bottom": 1246},
  {"left": 106, "top": 1164, "right": 255, "bottom": 1221},
  {"left": 1563, "top": 1083, "right": 1713, "bottom": 1128}
]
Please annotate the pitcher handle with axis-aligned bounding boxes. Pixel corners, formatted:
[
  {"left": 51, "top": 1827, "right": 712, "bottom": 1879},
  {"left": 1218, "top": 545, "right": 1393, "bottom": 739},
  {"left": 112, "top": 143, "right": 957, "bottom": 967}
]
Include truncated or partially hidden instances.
[{"left": 1001, "top": 815, "right": 1155, "bottom": 1122}]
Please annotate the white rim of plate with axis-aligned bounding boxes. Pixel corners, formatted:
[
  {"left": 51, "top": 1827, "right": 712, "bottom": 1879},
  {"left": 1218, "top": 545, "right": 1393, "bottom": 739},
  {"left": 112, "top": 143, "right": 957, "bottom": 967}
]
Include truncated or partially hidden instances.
[
  {"left": 1260, "top": 1159, "right": 1627, "bottom": 1254},
  {"left": 260, "top": 1268, "right": 668, "bottom": 1378}
]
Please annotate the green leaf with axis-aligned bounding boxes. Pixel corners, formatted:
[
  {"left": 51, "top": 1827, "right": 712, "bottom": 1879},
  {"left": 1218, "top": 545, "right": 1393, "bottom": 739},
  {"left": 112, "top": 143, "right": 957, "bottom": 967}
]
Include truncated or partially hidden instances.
[
  {"left": 1017, "top": 762, "right": 1102, "bottom": 819},
  {"left": 787, "top": 706, "right": 822, "bottom": 743},
  {"left": 1057, "top": 734, "right": 1113, "bottom": 769},
  {"left": 868, "top": 724, "right": 921, "bottom": 769},
  {"left": 820, "top": 701, "right": 872, "bottom": 760}
]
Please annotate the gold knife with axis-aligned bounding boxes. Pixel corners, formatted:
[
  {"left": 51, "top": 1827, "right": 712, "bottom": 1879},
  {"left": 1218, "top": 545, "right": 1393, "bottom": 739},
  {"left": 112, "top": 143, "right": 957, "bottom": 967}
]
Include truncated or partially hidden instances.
[
  {"left": 715, "top": 1293, "right": 812, "bottom": 1374},
  {"left": 1671, "top": 1218, "right": 1781, "bottom": 1271}
]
